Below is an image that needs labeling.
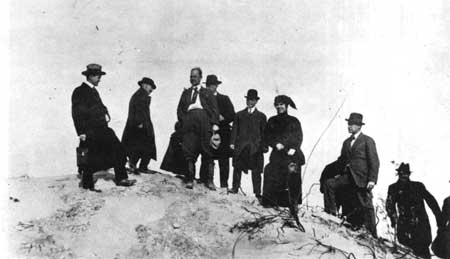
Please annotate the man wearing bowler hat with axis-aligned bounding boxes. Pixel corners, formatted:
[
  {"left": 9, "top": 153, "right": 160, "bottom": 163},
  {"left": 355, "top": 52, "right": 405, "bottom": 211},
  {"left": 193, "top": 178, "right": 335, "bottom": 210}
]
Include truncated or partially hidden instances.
[
  {"left": 122, "top": 77, "right": 157, "bottom": 175},
  {"left": 176, "top": 67, "right": 220, "bottom": 189},
  {"left": 229, "top": 89, "right": 267, "bottom": 197},
  {"left": 71, "top": 64, "right": 136, "bottom": 192},
  {"left": 199, "top": 75, "right": 236, "bottom": 189},
  {"left": 323, "top": 112, "right": 379, "bottom": 237},
  {"left": 386, "top": 163, "right": 443, "bottom": 259}
]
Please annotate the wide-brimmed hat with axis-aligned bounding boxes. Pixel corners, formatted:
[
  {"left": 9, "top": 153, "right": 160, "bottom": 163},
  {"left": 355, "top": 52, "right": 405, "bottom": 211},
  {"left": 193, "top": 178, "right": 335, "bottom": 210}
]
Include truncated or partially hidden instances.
[
  {"left": 204, "top": 75, "right": 222, "bottom": 86},
  {"left": 245, "top": 89, "right": 260, "bottom": 100},
  {"left": 138, "top": 77, "right": 156, "bottom": 89},
  {"left": 274, "top": 95, "right": 297, "bottom": 109},
  {"left": 81, "top": 63, "right": 106, "bottom": 76},
  {"left": 346, "top": 112, "right": 365, "bottom": 126},
  {"left": 396, "top": 162, "right": 411, "bottom": 174}
]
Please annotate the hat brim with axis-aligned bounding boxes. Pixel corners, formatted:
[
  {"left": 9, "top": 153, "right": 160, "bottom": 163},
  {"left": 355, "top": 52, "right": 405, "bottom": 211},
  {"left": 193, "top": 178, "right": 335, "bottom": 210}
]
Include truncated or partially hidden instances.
[
  {"left": 245, "top": 96, "right": 260, "bottom": 100},
  {"left": 82, "top": 71, "right": 106, "bottom": 76},
  {"left": 138, "top": 81, "right": 156, "bottom": 89},
  {"left": 205, "top": 81, "right": 222, "bottom": 85},
  {"left": 345, "top": 119, "right": 365, "bottom": 125}
]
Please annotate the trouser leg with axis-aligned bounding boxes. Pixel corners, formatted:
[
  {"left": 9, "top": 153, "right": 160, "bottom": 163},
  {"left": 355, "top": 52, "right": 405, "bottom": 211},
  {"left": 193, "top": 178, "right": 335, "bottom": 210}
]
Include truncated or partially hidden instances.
[
  {"left": 138, "top": 154, "right": 151, "bottom": 170},
  {"left": 108, "top": 128, "right": 128, "bottom": 182},
  {"left": 232, "top": 168, "right": 242, "bottom": 192},
  {"left": 205, "top": 160, "right": 216, "bottom": 190},
  {"left": 251, "top": 170, "right": 262, "bottom": 196},
  {"left": 219, "top": 158, "right": 230, "bottom": 188},
  {"left": 185, "top": 159, "right": 195, "bottom": 189},
  {"left": 82, "top": 168, "right": 95, "bottom": 189},
  {"left": 199, "top": 156, "right": 209, "bottom": 183},
  {"left": 129, "top": 153, "right": 140, "bottom": 170}
]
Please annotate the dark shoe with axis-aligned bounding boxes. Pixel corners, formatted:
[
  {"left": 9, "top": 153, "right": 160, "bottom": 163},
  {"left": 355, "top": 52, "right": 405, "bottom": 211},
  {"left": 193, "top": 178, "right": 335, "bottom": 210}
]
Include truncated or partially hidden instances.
[
  {"left": 116, "top": 179, "right": 137, "bottom": 187},
  {"left": 229, "top": 188, "right": 238, "bottom": 194},
  {"left": 88, "top": 187, "right": 102, "bottom": 193},
  {"left": 205, "top": 182, "right": 216, "bottom": 191},
  {"left": 138, "top": 168, "right": 155, "bottom": 174},
  {"left": 186, "top": 180, "right": 194, "bottom": 189}
]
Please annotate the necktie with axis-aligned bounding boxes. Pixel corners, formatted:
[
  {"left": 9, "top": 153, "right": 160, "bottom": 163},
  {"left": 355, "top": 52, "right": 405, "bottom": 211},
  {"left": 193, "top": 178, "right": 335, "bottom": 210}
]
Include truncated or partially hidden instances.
[
  {"left": 191, "top": 87, "right": 199, "bottom": 103},
  {"left": 349, "top": 135, "right": 355, "bottom": 149}
]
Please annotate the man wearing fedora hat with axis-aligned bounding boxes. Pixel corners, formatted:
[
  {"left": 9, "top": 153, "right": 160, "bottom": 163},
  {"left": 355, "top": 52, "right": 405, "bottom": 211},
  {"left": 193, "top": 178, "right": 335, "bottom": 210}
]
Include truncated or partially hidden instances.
[
  {"left": 229, "top": 89, "right": 267, "bottom": 197},
  {"left": 71, "top": 64, "right": 136, "bottom": 191},
  {"left": 175, "top": 67, "right": 220, "bottom": 189},
  {"left": 122, "top": 77, "right": 157, "bottom": 175},
  {"left": 262, "top": 95, "right": 305, "bottom": 210},
  {"left": 323, "top": 112, "right": 379, "bottom": 237},
  {"left": 386, "top": 163, "right": 443, "bottom": 259},
  {"left": 199, "top": 75, "right": 236, "bottom": 189}
]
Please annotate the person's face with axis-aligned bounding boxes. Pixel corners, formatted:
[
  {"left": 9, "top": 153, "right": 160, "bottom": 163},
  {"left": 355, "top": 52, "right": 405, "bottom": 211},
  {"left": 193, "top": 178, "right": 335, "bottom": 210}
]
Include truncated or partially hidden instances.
[
  {"left": 275, "top": 103, "right": 287, "bottom": 114},
  {"left": 347, "top": 124, "right": 361, "bottom": 134},
  {"left": 142, "top": 84, "right": 154, "bottom": 95},
  {"left": 206, "top": 84, "right": 218, "bottom": 93},
  {"left": 398, "top": 171, "right": 410, "bottom": 182},
  {"left": 88, "top": 75, "right": 101, "bottom": 86},
  {"left": 246, "top": 98, "right": 258, "bottom": 108},
  {"left": 190, "top": 70, "right": 201, "bottom": 86}
]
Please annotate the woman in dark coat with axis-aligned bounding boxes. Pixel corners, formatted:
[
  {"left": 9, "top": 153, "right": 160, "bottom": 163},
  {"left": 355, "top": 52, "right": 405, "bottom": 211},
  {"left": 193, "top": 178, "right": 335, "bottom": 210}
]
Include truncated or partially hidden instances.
[
  {"left": 122, "top": 77, "right": 157, "bottom": 174},
  {"left": 262, "top": 95, "right": 305, "bottom": 209}
]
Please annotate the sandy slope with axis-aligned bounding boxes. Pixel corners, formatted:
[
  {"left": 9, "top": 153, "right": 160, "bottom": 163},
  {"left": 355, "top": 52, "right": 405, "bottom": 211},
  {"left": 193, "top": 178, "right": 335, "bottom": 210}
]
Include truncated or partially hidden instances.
[{"left": 8, "top": 172, "right": 416, "bottom": 259}]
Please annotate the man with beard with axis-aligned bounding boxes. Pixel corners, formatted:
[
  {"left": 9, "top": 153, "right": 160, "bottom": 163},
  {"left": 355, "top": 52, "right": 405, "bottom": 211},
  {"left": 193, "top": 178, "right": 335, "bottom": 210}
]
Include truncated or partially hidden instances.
[
  {"left": 176, "top": 67, "right": 220, "bottom": 189},
  {"left": 386, "top": 163, "right": 443, "bottom": 259},
  {"left": 261, "top": 95, "right": 305, "bottom": 210},
  {"left": 229, "top": 89, "right": 267, "bottom": 199},
  {"left": 122, "top": 77, "right": 157, "bottom": 174},
  {"left": 199, "top": 75, "right": 235, "bottom": 189},
  {"left": 71, "top": 64, "right": 136, "bottom": 192},
  {"left": 323, "top": 112, "right": 379, "bottom": 237}
]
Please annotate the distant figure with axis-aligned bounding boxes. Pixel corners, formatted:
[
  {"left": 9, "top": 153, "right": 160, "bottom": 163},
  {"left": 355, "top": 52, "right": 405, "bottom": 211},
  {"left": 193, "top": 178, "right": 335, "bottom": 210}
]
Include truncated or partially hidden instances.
[
  {"left": 199, "top": 75, "right": 236, "bottom": 189},
  {"left": 261, "top": 95, "right": 305, "bottom": 210},
  {"left": 432, "top": 190, "right": 450, "bottom": 259},
  {"left": 323, "top": 112, "right": 379, "bottom": 237},
  {"left": 386, "top": 163, "right": 443, "bottom": 259},
  {"left": 176, "top": 67, "right": 220, "bottom": 189},
  {"left": 71, "top": 64, "right": 136, "bottom": 192},
  {"left": 229, "top": 89, "right": 267, "bottom": 199},
  {"left": 121, "top": 77, "right": 157, "bottom": 174}
]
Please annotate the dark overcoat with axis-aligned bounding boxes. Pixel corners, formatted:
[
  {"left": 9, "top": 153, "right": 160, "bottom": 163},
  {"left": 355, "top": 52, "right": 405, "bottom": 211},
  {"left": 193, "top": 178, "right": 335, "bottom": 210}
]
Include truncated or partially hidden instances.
[
  {"left": 214, "top": 93, "right": 235, "bottom": 158},
  {"left": 432, "top": 196, "right": 450, "bottom": 258},
  {"left": 121, "top": 87, "right": 156, "bottom": 160},
  {"left": 160, "top": 122, "right": 187, "bottom": 175},
  {"left": 386, "top": 180, "right": 442, "bottom": 249},
  {"left": 262, "top": 113, "right": 304, "bottom": 207},
  {"left": 338, "top": 133, "right": 379, "bottom": 188},
  {"left": 230, "top": 108, "right": 267, "bottom": 171}
]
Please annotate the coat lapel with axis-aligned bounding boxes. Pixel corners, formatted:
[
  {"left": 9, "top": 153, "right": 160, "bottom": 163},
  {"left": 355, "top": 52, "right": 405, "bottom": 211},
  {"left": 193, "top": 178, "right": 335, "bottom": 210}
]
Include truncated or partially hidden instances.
[{"left": 351, "top": 133, "right": 364, "bottom": 153}]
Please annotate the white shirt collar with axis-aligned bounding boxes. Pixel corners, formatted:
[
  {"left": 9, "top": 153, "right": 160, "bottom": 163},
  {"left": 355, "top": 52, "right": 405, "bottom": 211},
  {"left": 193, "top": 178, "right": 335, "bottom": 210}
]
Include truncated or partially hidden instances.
[
  {"left": 352, "top": 131, "right": 362, "bottom": 139},
  {"left": 248, "top": 107, "right": 256, "bottom": 113},
  {"left": 84, "top": 81, "right": 95, "bottom": 89}
]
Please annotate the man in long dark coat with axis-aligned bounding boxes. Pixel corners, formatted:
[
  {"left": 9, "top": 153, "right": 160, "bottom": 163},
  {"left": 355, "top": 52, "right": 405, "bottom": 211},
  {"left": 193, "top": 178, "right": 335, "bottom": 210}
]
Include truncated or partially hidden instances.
[
  {"left": 122, "top": 77, "right": 157, "bottom": 174},
  {"left": 176, "top": 67, "right": 220, "bottom": 189},
  {"left": 71, "top": 64, "right": 136, "bottom": 191},
  {"left": 229, "top": 89, "right": 267, "bottom": 198},
  {"left": 199, "top": 75, "right": 235, "bottom": 188},
  {"left": 323, "top": 113, "right": 379, "bottom": 237},
  {"left": 386, "top": 163, "right": 443, "bottom": 259},
  {"left": 433, "top": 191, "right": 450, "bottom": 259},
  {"left": 262, "top": 95, "right": 305, "bottom": 210}
]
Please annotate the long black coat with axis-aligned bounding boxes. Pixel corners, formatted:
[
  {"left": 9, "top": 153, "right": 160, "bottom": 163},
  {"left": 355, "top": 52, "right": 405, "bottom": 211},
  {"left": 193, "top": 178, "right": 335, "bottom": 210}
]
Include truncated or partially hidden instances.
[
  {"left": 230, "top": 108, "right": 267, "bottom": 171},
  {"left": 262, "top": 113, "right": 304, "bottom": 207},
  {"left": 338, "top": 133, "right": 379, "bottom": 188},
  {"left": 386, "top": 180, "right": 442, "bottom": 249},
  {"left": 214, "top": 93, "right": 235, "bottom": 158},
  {"left": 121, "top": 87, "right": 156, "bottom": 160},
  {"left": 432, "top": 196, "right": 450, "bottom": 258}
]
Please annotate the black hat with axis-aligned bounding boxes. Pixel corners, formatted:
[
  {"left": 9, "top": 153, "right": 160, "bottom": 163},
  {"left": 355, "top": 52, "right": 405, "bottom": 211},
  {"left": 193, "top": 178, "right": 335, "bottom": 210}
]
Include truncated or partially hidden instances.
[
  {"left": 245, "top": 89, "right": 260, "bottom": 100},
  {"left": 138, "top": 77, "right": 156, "bottom": 89},
  {"left": 346, "top": 112, "right": 365, "bottom": 126},
  {"left": 274, "top": 95, "right": 297, "bottom": 109},
  {"left": 396, "top": 162, "right": 411, "bottom": 174},
  {"left": 81, "top": 63, "right": 106, "bottom": 76},
  {"left": 204, "top": 74, "right": 222, "bottom": 86}
]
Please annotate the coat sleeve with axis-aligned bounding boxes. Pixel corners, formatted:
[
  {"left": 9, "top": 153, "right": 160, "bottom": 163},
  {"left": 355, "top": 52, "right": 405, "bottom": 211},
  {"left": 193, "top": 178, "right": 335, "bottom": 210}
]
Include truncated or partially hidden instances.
[
  {"left": 422, "top": 183, "right": 443, "bottom": 228},
  {"left": 264, "top": 118, "right": 276, "bottom": 148},
  {"left": 442, "top": 197, "right": 450, "bottom": 228},
  {"left": 260, "top": 113, "right": 268, "bottom": 150},
  {"left": 205, "top": 92, "right": 219, "bottom": 125},
  {"left": 132, "top": 94, "right": 148, "bottom": 127},
  {"left": 71, "top": 88, "right": 88, "bottom": 136},
  {"left": 230, "top": 113, "right": 239, "bottom": 145},
  {"left": 386, "top": 185, "right": 398, "bottom": 224},
  {"left": 176, "top": 90, "right": 186, "bottom": 123},
  {"left": 221, "top": 96, "right": 235, "bottom": 125},
  {"left": 285, "top": 118, "right": 303, "bottom": 150},
  {"left": 365, "top": 137, "right": 380, "bottom": 184}
]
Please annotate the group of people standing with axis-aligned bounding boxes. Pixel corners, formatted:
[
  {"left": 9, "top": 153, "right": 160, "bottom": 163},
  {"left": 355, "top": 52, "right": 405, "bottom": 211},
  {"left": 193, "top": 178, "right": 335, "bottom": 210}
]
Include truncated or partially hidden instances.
[{"left": 71, "top": 64, "right": 449, "bottom": 258}]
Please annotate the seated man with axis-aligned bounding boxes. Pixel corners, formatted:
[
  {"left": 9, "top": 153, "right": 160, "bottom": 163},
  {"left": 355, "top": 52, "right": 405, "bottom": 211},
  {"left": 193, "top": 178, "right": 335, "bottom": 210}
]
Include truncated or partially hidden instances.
[
  {"left": 71, "top": 64, "right": 136, "bottom": 192},
  {"left": 262, "top": 95, "right": 305, "bottom": 209}
]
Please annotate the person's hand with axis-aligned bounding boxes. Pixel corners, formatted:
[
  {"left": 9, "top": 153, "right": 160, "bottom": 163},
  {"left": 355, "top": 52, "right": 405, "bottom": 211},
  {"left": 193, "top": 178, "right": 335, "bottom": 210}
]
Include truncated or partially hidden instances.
[
  {"left": 212, "top": 124, "right": 219, "bottom": 132},
  {"left": 287, "top": 148, "right": 296, "bottom": 156},
  {"left": 138, "top": 124, "right": 144, "bottom": 129},
  {"left": 219, "top": 115, "right": 225, "bottom": 121},
  {"left": 79, "top": 134, "right": 87, "bottom": 141},
  {"left": 367, "top": 181, "right": 375, "bottom": 190},
  {"left": 276, "top": 143, "right": 284, "bottom": 150},
  {"left": 230, "top": 144, "right": 235, "bottom": 150}
]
